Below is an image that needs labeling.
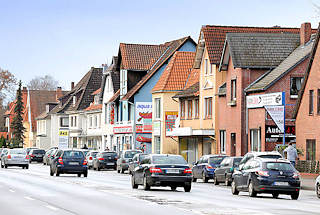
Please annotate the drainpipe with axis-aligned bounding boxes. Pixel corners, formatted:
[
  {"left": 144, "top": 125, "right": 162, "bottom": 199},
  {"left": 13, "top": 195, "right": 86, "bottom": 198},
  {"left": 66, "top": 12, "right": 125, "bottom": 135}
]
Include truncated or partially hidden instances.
[
  {"left": 245, "top": 91, "right": 249, "bottom": 154},
  {"left": 128, "top": 100, "right": 135, "bottom": 150}
]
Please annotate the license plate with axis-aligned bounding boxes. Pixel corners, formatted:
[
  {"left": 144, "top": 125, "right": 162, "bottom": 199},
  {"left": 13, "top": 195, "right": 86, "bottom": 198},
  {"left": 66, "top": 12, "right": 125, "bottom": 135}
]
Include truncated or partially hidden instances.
[
  {"left": 69, "top": 162, "right": 79, "bottom": 165},
  {"left": 107, "top": 163, "right": 114, "bottom": 165},
  {"left": 274, "top": 182, "right": 289, "bottom": 186},
  {"left": 36, "top": 155, "right": 42, "bottom": 157},
  {"left": 166, "top": 169, "right": 180, "bottom": 174}
]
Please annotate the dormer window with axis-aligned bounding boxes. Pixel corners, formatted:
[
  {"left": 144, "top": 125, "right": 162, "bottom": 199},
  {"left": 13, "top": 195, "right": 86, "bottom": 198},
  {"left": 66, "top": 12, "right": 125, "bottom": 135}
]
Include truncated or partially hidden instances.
[
  {"left": 73, "top": 96, "right": 76, "bottom": 106},
  {"left": 94, "top": 95, "right": 99, "bottom": 105}
]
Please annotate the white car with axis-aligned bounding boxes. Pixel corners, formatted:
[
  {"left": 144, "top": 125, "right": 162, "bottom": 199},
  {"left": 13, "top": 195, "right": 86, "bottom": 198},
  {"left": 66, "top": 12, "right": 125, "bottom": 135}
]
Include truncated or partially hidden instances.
[
  {"left": 315, "top": 175, "right": 320, "bottom": 198},
  {"left": 86, "top": 151, "right": 99, "bottom": 169},
  {"left": 1, "top": 148, "right": 30, "bottom": 169}
]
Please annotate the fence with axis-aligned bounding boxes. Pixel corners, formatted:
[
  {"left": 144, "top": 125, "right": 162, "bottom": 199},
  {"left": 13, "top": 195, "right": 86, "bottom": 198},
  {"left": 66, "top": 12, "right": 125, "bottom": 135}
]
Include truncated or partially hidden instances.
[{"left": 295, "top": 160, "right": 320, "bottom": 174}]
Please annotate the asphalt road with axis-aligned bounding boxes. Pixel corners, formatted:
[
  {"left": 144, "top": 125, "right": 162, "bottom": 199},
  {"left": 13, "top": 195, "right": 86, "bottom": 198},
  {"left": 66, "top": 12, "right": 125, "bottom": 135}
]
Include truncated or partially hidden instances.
[{"left": 0, "top": 163, "right": 319, "bottom": 215}]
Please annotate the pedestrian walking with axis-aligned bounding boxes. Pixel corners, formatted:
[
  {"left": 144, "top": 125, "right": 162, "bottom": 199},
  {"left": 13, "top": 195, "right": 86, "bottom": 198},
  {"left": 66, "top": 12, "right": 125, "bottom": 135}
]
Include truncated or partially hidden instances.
[{"left": 284, "top": 142, "right": 298, "bottom": 166}]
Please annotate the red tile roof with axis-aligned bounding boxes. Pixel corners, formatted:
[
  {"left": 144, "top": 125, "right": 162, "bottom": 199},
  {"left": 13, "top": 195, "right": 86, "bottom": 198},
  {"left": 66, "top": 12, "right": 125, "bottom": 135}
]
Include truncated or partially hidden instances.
[
  {"left": 108, "top": 89, "right": 120, "bottom": 103},
  {"left": 152, "top": 51, "right": 195, "bottom": 92},
  {"left": 85, "top": 104, "right": 102, "bottom": 111},
  {"left": 184, "top": 68, "right": 199, "bottom": 89},
  {"left": 92, "top": 88, "right": 101, "bottom": 95}
]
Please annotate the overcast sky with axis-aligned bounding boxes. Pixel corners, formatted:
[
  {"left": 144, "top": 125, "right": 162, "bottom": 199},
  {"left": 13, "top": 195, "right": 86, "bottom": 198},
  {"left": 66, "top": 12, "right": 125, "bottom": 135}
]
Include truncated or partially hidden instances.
[{"left": 1, "top": 0, "right": 319, "bottom": 90}]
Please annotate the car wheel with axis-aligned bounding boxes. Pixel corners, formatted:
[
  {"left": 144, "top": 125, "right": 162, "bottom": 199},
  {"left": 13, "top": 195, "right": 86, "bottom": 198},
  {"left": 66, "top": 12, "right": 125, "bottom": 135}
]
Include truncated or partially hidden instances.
[
  {"left": 121, "top": 167, "right": 125, "bottom": 174},
  {"left": 5, "top": 164, "right": 8, "bottom": 169},
  {"left": 171, "top": 186, "right": 177, "bottom": 191},
  {"left": 248, "top": 181, "right": 257, "bottom": 197},
  {"left": 231, "top": 180, "right": 239, "bottom": 195},
  {"left": 317, "top": 183, "right": 320, "bottom": 199},
  {"left": 84, "top": 171, "right": 88, "bottom": 177},
  {"left": 184, "top": 184, "right": 191, "bottom": 192},
  {"left": 202, "top": 172, "right": 209, "bottom": 183},
  {"left": 77, "top": 173, "right": 81, "bottom": 177},
  {"left": 50, "top": 168, "right": 54, "bottom": 176},
  {"left": 97, "top": 166, "right": 101, "bottom": 171},
  {"left": 272, "top": 193, "right": 279, "bottom": 198},
  {"left": 55, "top": 168, "right": 60, "bottom": 177},
  {"left": 143, "top": 175, "right": 150, "bottom": 191},
  {"left": 291, "top": 191, "right": 299, "bottom": 200},
  {"left": 26, "top": 165, "right": 29, "bottom": 169},
  {"left": 214, "top": 176, "right": 219, "bottom": 185},
  {"left": 117, "top": 166, "right": 120, "bottom": 173},
  {"left": 22, "top": 166, "right": 25, "bottom": 169},
  {"left": 225, "top": 176, "right": 230, "bottom": 186},
  {"left": 192, "top": 176, "right": 197, "bottom": 182},
  {"left": 131, "top": 175, "right": 138, "bottom": 189}
]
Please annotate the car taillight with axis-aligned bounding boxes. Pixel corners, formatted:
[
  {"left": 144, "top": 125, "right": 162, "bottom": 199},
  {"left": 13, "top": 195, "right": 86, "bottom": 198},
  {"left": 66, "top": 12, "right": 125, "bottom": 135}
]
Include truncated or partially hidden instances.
[
  {"left": 58, "top": 157, "right": 63, "bottom": 165},
  {"left": 122, "top": 160, "right": 126, "bottom": 163},
  {"left": 256, "top": 170, "right": 269, "bottom": 177},
  {"left": 98, "top": 158, "right": 104, "bottom": 161},
  {"left": 206, "top": 165, "right": 214, "bottom": 170},
  {"left": 89, "top": 156, "right": 93, "bottom": 160},
  {"left": 184, "top": 168, "right": 192, "bottom": 174},
  {"left": 83, "top": 159, "right": 87, "bottom": 165},
  {"left": 30, "top": 154, "right": 34, "bottom": 157},
  {"left": 293, "top": 172, "right": 300, "bottom": 179},
  {"left": 149, "top": 167, "right": 162, "bottom": 173},
  {"left": 115, "top": 157, "right": 118, "bottom": 161},
  {"left": 25, "top": 155, "right": 29, "bottom": 160},
  {"left": 7, "top": 155, "right": 11, "bottom": 159}
]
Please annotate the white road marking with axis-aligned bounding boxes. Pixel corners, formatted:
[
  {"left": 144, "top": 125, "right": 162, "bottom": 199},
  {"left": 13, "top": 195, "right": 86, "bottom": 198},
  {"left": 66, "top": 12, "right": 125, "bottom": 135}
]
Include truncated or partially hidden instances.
[
  {"left": 45, "top": 205, "right": 59, "bottom": 211},
  {"left": 24, "top": 196, "right": 35, "bottom": 201},
  {"left": 9, "top": 189, "right": 15, "bottom": 193}
]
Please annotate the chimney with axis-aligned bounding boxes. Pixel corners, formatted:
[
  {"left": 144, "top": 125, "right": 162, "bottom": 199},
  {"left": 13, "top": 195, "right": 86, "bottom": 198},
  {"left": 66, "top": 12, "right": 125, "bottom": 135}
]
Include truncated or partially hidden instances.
[
  {"left": 71, "top": 82, "right": 75, "bottom": 90},
  {"left": 300, "top": 22, "right": 312, "bottom": 45},
  {"left": 56, "top": 87, "right": 62, "bottom": 102}
]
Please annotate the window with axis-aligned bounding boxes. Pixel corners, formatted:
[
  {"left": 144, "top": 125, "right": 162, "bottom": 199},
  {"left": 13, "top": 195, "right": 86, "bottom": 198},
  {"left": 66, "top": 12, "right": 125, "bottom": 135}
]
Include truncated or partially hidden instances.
[
  {"left": 204, "top": 97, "right": 212, "bottom": 118},
  {"left": 205, "top": 59, "right": 208, "bottom": 74},
  {"left": 155, "top": 98, "right": 161, "bottom": 119},
  {"left": 290, "top": 77, "right": 303, "bottom": 97},
  {"left": 209, "top": 63, "right": 212, "bottom": 74},
  {"left": 73, "top": 96, "right": 76, "bottom": 106},
  {"left": 89, "top": 116, "right": 93, "bottom": 128},
  {"left": 60, "top": 117, "right": 69, "bottom": 127},
  {"left": 180, "top": 100, "right": 185, "bottom": 119},
  {"left": 250, "top": 129, "right": 261, "bottom": 152},
  {"left": 318, "top": 89, "right": 320, "bottom": 114},
  {"left": 94, "top": 115, "right": 98, "bottom": 128},
  {"left": 309, "top": 90, "right": 314, "bottom": 115},
  {"left": 306, "top": 139, "right": 316, "bottom": 160},
  {"left": 74, "top": 116, "right": 77, "bottom": 127},
  {"left": 187, "top": 100, "right": 193, "bottom": 119},
  {"left": 154, "top": 136, "right": 160, "bottom": 154},
  {"left": 231, "top": 79, "right": 237, "bottom": 101},
  {"left": 220, "top": 130, "right": 226, "bottom": 154},
  {"left": 194, "top": 99, "right": 199, "bottom": 118}
]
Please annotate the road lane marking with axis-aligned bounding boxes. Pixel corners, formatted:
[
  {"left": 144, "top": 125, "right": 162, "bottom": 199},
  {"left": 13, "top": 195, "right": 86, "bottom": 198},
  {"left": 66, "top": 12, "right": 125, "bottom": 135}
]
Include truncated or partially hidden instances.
[
  {"left": 45, "top": 205, "right": 59, "bottom": 211},
  {"left": 24, "top": 196, "right": 35, "bottom": 201},
  {"left": 9, "top": 189, "right": 15, "bottom": 193}
]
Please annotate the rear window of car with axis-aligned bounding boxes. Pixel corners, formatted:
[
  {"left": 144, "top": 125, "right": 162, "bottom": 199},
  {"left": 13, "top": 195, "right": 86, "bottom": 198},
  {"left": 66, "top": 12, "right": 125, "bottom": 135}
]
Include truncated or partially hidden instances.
[
  {"left": 265, "top": 162, "right": 295, "bottom": 171},
  {"left": 32, "top": 150, "right": 45, "bottom": 154},
  {"left": 63, "top": 151, "right": 84, "bottom": 158},
  {"left": 101, "top": 152, "right": 117, "bottom": 158},
  {"left": 258, "top": 155, "right": 282, "bottom": 159},
  {"left": 124, "top": 151, "right": 140, "bottom": 158},
  {"left": 10, "top": 149, "right": 26, "bottom": 155},
  {"left": 209, "top": 156, "right": 226, "bottom": 165},
  {"left": 91, "top": 152, "right": 98, "bottom": 157},
  {"left": 152, "top": 155, "right": 187, "bottom": 165}
]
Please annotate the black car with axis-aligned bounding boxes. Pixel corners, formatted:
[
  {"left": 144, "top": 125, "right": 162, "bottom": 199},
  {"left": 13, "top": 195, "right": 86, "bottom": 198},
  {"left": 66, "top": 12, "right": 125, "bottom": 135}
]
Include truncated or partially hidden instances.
[
  {"left": 214, "top": 156, "right": 242, "bottom": 186},
  {"left": 192, "top": 155, "right": 228, "bottom": 183},
  {"left": 131, "top": 154, "right": 192, "bottom": 192},
  {"left": 29, "top": 149, "right": 46, "bottom": 163},
  {"left": 128, "top": 153, "right": 148, "bottom": 175},
  {"left": 117, "top": 150, "right": 142, "bottom": 173},
  {"left": 50, "top": 149, "right": 88, "bottom": 177},
  {"left": 93, "top": 151, "right": 118, "bottom": 171},
  {"left": 231, "top": 158, "right": 300, "bottom": 200}
]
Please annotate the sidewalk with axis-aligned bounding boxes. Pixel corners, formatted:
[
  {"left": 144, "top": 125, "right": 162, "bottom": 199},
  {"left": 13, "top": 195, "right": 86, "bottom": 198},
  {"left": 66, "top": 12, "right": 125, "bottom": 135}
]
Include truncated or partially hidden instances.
[{"left": 300, "top": 173, "right": 318, "bottom": 191}]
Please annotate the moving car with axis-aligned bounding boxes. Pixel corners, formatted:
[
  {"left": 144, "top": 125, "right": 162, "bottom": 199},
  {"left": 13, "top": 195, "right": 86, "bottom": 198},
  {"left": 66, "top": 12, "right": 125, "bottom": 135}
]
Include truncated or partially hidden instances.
[
  {"left": 1, "top": 148, "right": 29, "bottom": 169},
  {"left": 86, "top": 151, "right": 98, "bottom": 169},
  {"left": 231, "top": 158, "right": 300, "bottom": 200},
  {"left": 239, "top": 151, "right": 282, "bottom": 170},
  {"left": 50, "top": 149, "right": 88, "bottom": 177},
  {"left": 26, "top": 147, "right": 38, "bottom": 155},
  {"left": 131, "top": 154, "right": 192, "bottom": 192},
  {"left": 0, "top": 148, "right": 8, "bottom": 161},
  {"left": 315, "top": 175, "right": 320, "bottom": 198},
  {"left": 214, "top": 156, "right": 242, "bottom": 186},
  {"left": 192, "top": 154, "right": 228, "bottom": 183},
  {"left": 117, "top": 150, "right": 142, "bottom": 173},
  {"left": 128, "top": 153, "right": 148, "bottom": 175},
  {"left": 93, "top": 151, "right": 117, "bottom": 171},
  {"left": 43, "top": 148, "right": 58, "bottom": 165},
  {"left": 29, "top": 149, "right": 46, "bottom": 163}
]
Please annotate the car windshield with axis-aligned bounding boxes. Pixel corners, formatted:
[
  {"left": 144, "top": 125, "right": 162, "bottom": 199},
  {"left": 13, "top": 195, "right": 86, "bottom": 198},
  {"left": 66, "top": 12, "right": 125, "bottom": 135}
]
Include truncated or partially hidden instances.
[
  {"left": 63, "top": 151, "right": 84, "bottom": 158},
  {"left": 32, "top": 150, "right": 45, "bottom": 154},
  {"left": 124, "top": 151, "right": 140, "bottom": 158},
  {"left": 209, "top": 156, "right": 226, "bottom": 165},
  {"left": 152, "top": 155, "right": 187, "bottom": 165},
  {"left": 233, "top": 158, "right": 242, "bottom": 167},
  {"left": 10, "top": 149, "right": 26, "bottom": 155},
  {"left": 259, "top": 155, "right": 282, "bottom": 159},
  {"left": 101, "top": 152, "right": 117, "bottom": 158},
  {"left": 265, "top": 162, "right": 295, "bottom": 171}
]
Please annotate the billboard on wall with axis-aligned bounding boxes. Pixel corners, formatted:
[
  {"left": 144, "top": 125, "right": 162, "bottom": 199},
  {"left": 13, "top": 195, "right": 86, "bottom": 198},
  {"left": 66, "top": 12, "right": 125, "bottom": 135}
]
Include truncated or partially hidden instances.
[
  {"left": 136, "top": 102, "right": 152, "bottom": 133},
  {"left": 165, "top": 111, "right": 178, "bottom": 136},
  {"left": 265, "top": 125, "right": 295, "bottom": 143},
  {"left": 265, "top": 105, "right": 284, "bottom": 133},
  {"left": 58, "top": 129, "right": 69, "bottom": 149},
  {"left": 247, "top": 92, "right": 284, "bottom": 109}
]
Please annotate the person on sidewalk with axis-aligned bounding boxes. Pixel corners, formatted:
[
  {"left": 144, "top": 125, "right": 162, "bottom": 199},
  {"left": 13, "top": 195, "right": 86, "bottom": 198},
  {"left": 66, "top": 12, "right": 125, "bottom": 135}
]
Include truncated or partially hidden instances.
[{"left": 284, "top": 142, "right": 298, "bottom": 166}]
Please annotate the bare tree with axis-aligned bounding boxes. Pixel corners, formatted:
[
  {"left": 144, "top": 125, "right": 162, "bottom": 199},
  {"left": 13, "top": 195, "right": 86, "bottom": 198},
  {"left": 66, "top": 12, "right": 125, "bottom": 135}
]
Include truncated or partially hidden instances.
[
  {"left": 27, "top": 75, "right": 59, "bottom": 90},
  {"left": 0, "top": 68, "right": 17, "bottom": 104}
]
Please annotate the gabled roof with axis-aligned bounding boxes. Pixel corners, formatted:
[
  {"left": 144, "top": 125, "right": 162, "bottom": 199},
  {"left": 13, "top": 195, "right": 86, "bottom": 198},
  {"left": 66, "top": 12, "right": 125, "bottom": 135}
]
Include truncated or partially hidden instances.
[
  {"left": 220, "top": 33, "right": 300, "bottom": 69},
  {"left": 294, "top": 24, "right": 320, "bottom": 118},
  {"left": 194, "top": 25, "right": 316, "bottom": 68},
  {"left": 152, "top": 51, "right": 195, "bottom": 93},
  {"left": 100, "top": 56, "right": 120, "bottom": 102},
  {"left": 121, "top": 36, "right": 195, "bottom": 100},
  {"left": 173, "top": 68, "right": 200, "bottom": 98},
  {"left": 246, "top": 36, "right": 315, "bottom": 93}
]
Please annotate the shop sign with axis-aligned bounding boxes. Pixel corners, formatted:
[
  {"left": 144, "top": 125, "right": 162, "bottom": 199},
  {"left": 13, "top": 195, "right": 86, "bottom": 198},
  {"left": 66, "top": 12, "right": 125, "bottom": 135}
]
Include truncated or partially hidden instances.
[
  {"left": 247, "top": 92, "right": 284, "bottom": 109},
  {"left": 58, "top": 129, "right": 69, "bottom": 149},
  {"left": 113, "top": 126, "right": 132, "bottom": 134},
  {"left": 165, "top": 111, "right": 178, "bottom": 136},
  {"left": 135, "top": 102, "right": 152, "bottom": 133},
  {"left": 265, "top": 105, "right": 284, "bottom": 133},
  {"left": 153, "top": 121, "right": 161, "bottom": 136},
  {"left": 265, "top": 125, "right": 295, "bottom": 143}
]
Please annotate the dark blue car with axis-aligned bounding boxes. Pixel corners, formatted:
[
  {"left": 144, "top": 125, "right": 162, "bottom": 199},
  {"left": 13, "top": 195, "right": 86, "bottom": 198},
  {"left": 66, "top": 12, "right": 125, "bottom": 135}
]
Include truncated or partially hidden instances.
[{"left": 192, "top": 155, "right": 228, "bottom": 183}]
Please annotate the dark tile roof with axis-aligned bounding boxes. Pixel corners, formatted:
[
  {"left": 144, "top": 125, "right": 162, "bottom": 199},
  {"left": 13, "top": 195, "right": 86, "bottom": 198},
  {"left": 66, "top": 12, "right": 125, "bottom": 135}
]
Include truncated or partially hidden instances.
[
  {"left": 223, "top": 33, "right": 300, "bottom": 69},
  {"left": 173, "top": 82, "right": 199, "bottom": 98},
  {"left": 121, "top": 36, "right": 195, "bottom": 100},
  {"left": 294, "top": 24, "right": 320, "bottom": 118},
  {"left": 100, "top": 56, "right": 120, "bottom": 102}
]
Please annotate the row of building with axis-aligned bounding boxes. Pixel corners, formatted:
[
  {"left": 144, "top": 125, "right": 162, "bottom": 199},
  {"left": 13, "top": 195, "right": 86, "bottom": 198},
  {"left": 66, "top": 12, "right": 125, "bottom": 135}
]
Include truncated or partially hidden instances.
[{"left": 5, "top": 22, "right": 320, "bottom": 163}]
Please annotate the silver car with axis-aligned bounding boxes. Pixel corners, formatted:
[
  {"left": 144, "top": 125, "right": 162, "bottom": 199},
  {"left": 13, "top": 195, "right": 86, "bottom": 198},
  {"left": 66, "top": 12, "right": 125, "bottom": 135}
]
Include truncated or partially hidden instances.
[
  {"left": 86, "top": 151, "right": 99, "bottom": 169},
  {"left": 315, "top": 175, "right": 320, "bottom": 198},
  {"left": 1, "top": 148, "right": 30, "bottom": 169}
]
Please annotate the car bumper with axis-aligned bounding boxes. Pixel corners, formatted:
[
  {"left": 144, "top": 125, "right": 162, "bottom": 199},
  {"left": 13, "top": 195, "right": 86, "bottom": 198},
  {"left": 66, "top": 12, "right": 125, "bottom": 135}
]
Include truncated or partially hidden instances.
[
  {"left": 121, "top": 163, "right": 129, "bottom": 170},
  {"left": 6, "top": 160, "right": 29, "bottom": 165},
  {"left": 57, "top": 166, "right": 88, "bottom": 174},
  {"left": 254, "top": 177, "right": 300, "bottom": 193},
  {"left": 148, "top": 175, "right": 192, "bottom": 187},
  {"left": 30, "top": 157, "right": 43, "bottom": 162},
  {"left": 98, "top": 162, "right": 116, "bottom": 169}
]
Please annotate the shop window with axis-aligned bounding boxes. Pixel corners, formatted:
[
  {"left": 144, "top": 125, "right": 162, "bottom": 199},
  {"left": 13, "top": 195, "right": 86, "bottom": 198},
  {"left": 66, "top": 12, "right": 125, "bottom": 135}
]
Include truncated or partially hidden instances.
[
  {"left": 309, "top": 90, "right": 314, "bottom": 115},
  {"left": 204, "top": 97, "right": 212, "bottom": 119},
  {"left": 231, "top": 79, "right": 237, "bottom": 101},
  {"left": 290, "top": 77, "right": 303, "bottom": 97},
  {"left": 220, "top": 130, "right": 226, "bottom": 154},
  {"left": 194, "top": 99, "right": 199, "bottom": 119},
  {"left": 154, "top": 136, "right": 160, "bottom": 154},
  {"left": 180, "top": 100, "right": 185, "bottom": 119},
  {"left": 306, "top": 139, "right": 316, "bottom": 160},
  {"left": 250, "top": 129, "right": 261, "bottom": 152},
  {"left": 155, "top": 98, "right": 161, "bottom": 119},
  {"left": 187, "top": 100, "right": 193, "bottom": 119}
]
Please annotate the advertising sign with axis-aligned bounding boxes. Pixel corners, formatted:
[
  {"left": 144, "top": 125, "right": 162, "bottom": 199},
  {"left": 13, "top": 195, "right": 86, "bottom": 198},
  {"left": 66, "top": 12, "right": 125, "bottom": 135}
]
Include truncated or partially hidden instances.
[
  {"left": 153, "top": 121, "right": 161, "bottom": 136},
  {"left": 113, "top": 126, "right": 132, "bottom": 134},
  {"left": 265, "top": 125, "right": 295, "bottom": 143},
  {"left": 135, "top": 102, "right": 152, "bottom": 133},
  {"left": 165, "top": 111, "right": 178, "bottom": 136},
  {"left": 58, "top": 129, "right": 69, "bottom": 149},
  {"left": 265, "top": 105, "right": 284, "bottom": 133},
  {"left": 247, "top": 92, "right": 283, "bottom": 109}
]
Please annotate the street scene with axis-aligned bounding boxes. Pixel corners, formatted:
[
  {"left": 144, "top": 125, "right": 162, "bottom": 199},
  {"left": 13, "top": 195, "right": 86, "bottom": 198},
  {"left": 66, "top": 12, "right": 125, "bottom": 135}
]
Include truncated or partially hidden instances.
[{"left": 1, "top": 1, "right": 320, "bottom": 214}]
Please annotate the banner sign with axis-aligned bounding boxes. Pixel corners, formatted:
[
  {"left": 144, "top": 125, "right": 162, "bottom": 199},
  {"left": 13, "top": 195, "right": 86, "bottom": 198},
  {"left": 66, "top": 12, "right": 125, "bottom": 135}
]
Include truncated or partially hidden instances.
[
  {"left": 136, "top": 102, "right": 152, "bottom": 133},
  {"left": 265, "top": 105, "right": 284, "bottom": 133},
  {"left": 247, "top": 92, "right": 283, "bottom": 108},
  {"left": 165, "top": 111, "right": 178, "bottom": 136},
  {"left": 113, "top": 126, "right": 132, "bottom": 134},
  {"left": 58, "top": 129, "right": 69, "bottom": 149},
  {"left": 265, "top": 125, "right": 295, "bottom": 143}
]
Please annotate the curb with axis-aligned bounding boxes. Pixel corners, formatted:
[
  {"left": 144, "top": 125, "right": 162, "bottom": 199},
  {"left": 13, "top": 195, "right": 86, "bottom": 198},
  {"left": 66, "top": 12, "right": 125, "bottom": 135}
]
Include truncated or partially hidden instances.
[{"left": 301, "top": 186, "right": 315, "bottom": 191}]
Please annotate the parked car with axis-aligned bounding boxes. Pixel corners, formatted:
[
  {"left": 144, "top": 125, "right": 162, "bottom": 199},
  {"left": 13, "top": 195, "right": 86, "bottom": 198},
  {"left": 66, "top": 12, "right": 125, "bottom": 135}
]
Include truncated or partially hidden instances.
[
  {"left": 29, "top": 149, "right": 46, "bottom": 163},
  {"left": 192, "top": 154, "right": 228, "bottom": 183},
  {"left": 128, "top": 153, "right": 148, "bottom": 175},
  {"left": 86, "top": 151, "right": 99, "bottom": 169},
  {"left": 238, "top": 151, "right": 283, "bottom": 170},
  {"left": 50, "top": 149, "right": 88, "bottom": 177},
  {"left": 1, "top": 148, "right": 29, "bottom": 169},
  {"left": 0, "top": 148, "right": 8, "bottom": 161},
  {"left": 93, "top": 151, "right": 118, "bottom": 171},
  {"left": 231, "top": 158, "right": 300, "bottom": 200},
  {"left": 43, "top": 148, "right": 58, "bottom": 165},
  {"left": 26, "top": 147, "right": 38, "bottom": 155},
  {"left": 315, "top": 175, "right": 320, "bottom": 198},
  {"left": 131, "top": 154, "right": 192, "bottom": 192},
  {"left": 117, "top": 150, "right": 142, "bottom": 174},
  {"left": 214, "top": 156, "right": 243, "bottom": 185},
  {"left": 80, "top": 149, "right": 90, "bottom": 157}
]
